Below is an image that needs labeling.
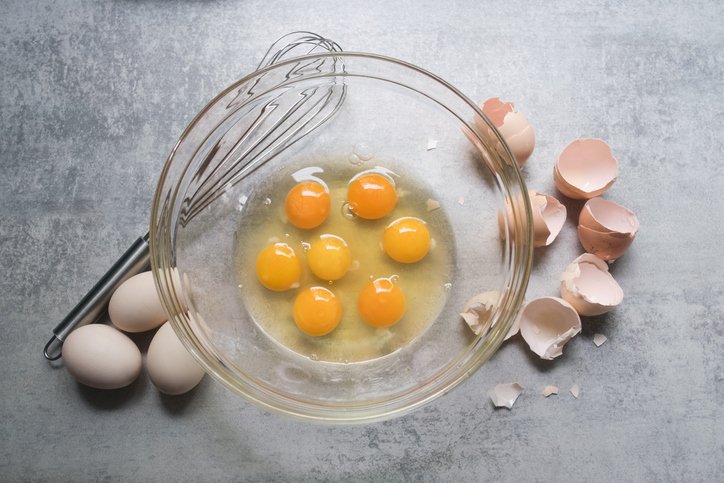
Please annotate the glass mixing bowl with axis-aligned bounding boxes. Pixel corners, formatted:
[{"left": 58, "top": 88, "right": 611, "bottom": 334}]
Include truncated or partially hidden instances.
[{"left": 150, "top": 52, "right": 533, "bottom": 423}]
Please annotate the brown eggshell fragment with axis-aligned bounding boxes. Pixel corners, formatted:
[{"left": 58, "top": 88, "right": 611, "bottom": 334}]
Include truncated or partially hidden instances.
[
  {"left": 529, "top": 191, "right": 566, "bottom": 247},
  {"left": 578, "top": 197, "right": 639, "bottom": 261},
  {"left": 460, "top": 291, "right": 500, "bottom": 337},
  {"left": 499, "top": 191, "right": 565, "bottom": 248},
  {"left": 481, "top": 97, "right": 535, "bottom": 166},
  {"left": 489, "top": 383, "right": 524, "bottom": 409},
  {"left": 560, "top": 253, "right": 624, "bottom": 316},
  {"left": 517, "top": 297, "right": 582, "bottom": 360},
  {"left": 554, "top": 139, "right": 618, "bottom": 199}
]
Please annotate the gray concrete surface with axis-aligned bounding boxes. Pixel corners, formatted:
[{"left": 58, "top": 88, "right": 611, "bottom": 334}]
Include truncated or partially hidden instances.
[{"left": 1, "top": 0, "right": 722, "bottom": 481}]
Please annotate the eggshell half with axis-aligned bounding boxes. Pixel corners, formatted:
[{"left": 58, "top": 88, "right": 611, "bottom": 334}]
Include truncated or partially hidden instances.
[
  {"left": 62, "top": 324, "right": 142, "bottom": 390},
  {"left": 579, "top": 197, "right": 639, "bottom": 233},
  {"left": 517, "top": 297, "right": 582, "bottom": 360},
  {"left": 554, "top": 139, "right": 618, "bottom": 199},
  {"left": 147, "top": 322, "right": 205, "bottom": 395},
  {"left": 481, "top": 97, "right": 535, "bottom": 165},
  {"left": 560, "top": 253, "right": 624, "bottom": 316},
  {"left": 578, "top": 198, "right": 639, "bottom": 260}
]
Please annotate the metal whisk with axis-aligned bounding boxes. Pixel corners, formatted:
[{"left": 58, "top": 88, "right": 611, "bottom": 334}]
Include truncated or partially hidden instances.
[
  {"left": 43, "top": 32, "right": 345, "bottom": 360},
  {"left": 179, "top": 33, "right": 346, "bottom": 225}
]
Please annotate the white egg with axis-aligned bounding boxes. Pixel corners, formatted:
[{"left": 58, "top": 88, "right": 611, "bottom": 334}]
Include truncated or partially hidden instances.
[
  {"left": 109, "top": 271, "right": 167, "bottom": 333},
  {"left": 147, "top": 322, "right": 205, "bottom": 395},
  {"left": 62, "top": 324, "right": 141, "bottom": 390}
]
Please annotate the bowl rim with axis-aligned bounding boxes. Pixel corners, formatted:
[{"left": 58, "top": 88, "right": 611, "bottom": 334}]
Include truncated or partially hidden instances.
[{"left": 150, "top": 51, "right": 534, "bottom": 423}]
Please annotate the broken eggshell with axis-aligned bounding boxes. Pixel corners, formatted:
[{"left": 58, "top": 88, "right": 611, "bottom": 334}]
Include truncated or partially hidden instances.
[
  {"left": 498, "top": 190, "right": 564, "bottom": 248},
  {"left": 517, "top": 297, "right": 582, "bottom": 360},
  {"left": 481, "top": 97, "right": 535, "bottom": 166},
  {"left": 578, "top": 197, "right": 640, "bottom": 261},
  {"left": 560, "top": 253, "right": 624, "bottom": 316},
  {"left": 460, "top": 291, "right": 500, "bottom": 337},
  {"left": 554, "top": 138, "right": 618, "bottom": 199},
  {"left": 542, "top": 385, "right": 559, "bottom": 397},
  {"left": 489, "top": 383, "right": 524, "bottom": 409}
]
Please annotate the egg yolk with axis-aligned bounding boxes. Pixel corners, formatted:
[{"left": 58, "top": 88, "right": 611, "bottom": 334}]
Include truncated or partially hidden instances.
[
  {"left": 307, "top": 234, "right": 352, "bottom": 281},
  {"left": 357, "top": 277, "right": 406, "bottom": 328},
  {"left": 285, "top": 181, "right": 331, "bottom": 229},
  {"left": 347, "top": 173, "right": 397, "bottom": 220},
  {"left": 293, "top": 286, "right": 342, "bottom": 336},
  {"left": 255, "top": 243, "right": 301, "bottom": 291},
  {"left": 383, "top": 217, "right": 431, "bottom": 263}
]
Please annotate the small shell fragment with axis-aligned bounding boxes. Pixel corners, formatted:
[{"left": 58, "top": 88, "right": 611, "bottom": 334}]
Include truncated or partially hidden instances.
[
  {"left": 426, "top": 198, "right": 441, "bottom": 212},
  {"left": 460, "top": 291, "right": 499, "bottom": 336},
  {"left": 517, "top": 297, "right": 582, "bottom": 360},
  {"left": 554, "top": 139, "right": 618, "bottom": 199},
  {"left": 578, "top": 197, "right": 639, "bottom": 261},
  {"left": 481, "top": 97, "right": 536, "bottom": 165},
  {"left": 489, "top": 383, "right": 524, "bottom": 409},
  {"left": 570, "top": 384, "right": 581, "bottom": 399},
  {"left": 457, "top": 196, "right": 465, "bottom": 205},
  {"left": 593, "top": 333, "right": 608, "bottom": 347},
  {"left": 543, "top": 385, "right": 559, "bottom": 397},
  {"left": 426, "top": 139, "right": 438, "bottom": 150},
  {"left": 560, "top": 253, "right": 624, "bottom": 316}
]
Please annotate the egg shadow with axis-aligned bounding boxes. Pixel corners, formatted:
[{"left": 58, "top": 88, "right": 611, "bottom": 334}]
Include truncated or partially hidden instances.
[
  {"left": 558, "top": 194, "right": 587, "bottom": 228},
  {"left": 511, "top": 336, "right": 559, "bottom": 373},
  {"left": 126, "top": 329, "right": 157, "bottom": 353},
  {"left": 579, "top": 312, "right": 612, "bottom": 337},
  {"left": 77, "top": 375, "right": 145, "bottom": 410},
  {"left": 158, "top": 379, "right": 207, "bottom": 416},
  {"left": 531, "top": 242, "right": 555, "bottom": 270}
]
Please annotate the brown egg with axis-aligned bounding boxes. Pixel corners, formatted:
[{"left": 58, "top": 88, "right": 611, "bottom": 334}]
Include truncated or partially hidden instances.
[{"left": 578, "top": 197, "right": 639, "bottom": 261}]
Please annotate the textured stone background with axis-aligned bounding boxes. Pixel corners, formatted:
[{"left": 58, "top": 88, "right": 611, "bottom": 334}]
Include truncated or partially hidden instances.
[{"left": 1, "top": 1, "right": 722, "bottom": 481}]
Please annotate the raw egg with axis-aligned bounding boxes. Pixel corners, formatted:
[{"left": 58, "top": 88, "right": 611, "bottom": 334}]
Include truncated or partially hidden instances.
[
  {"left": 358, "top": 277, "right": 406, "bottom": 328},
  {"left": 347, "top": 172, "right": 397, "bottom": 219},
  {"left": 383, "top": 217, "right": 431, "bottom": 263},
  {"left": 255, "top": 242, "right": 301, "bottom": 291},
  {"left": 307, "top": 234, "right": 352, "bottom": 281},
  {"left": 293, "top": 286, "right": 342, "bottom": 336},
  {"left": 285, "top": 181, "right": 331, "bottom": 229}
]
